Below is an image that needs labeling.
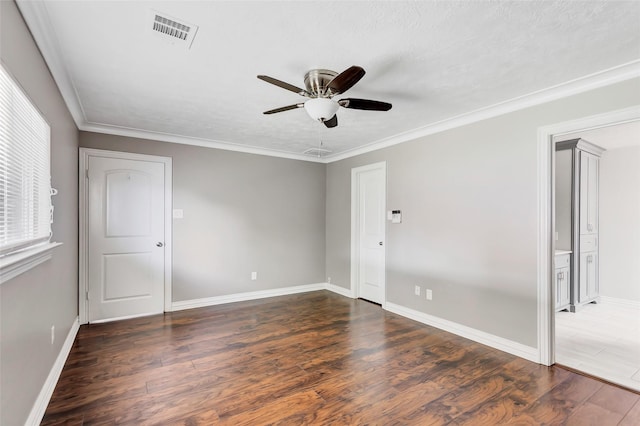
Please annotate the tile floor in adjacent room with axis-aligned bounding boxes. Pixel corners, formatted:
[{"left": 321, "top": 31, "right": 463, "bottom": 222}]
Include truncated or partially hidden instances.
[{"left": 556, "top": 300, "right": 640, "bottom": 392}]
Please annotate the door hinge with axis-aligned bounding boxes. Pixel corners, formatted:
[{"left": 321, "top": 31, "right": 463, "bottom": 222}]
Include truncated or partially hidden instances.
[
  {"left": 85, "top": 168, "right": 89, "bottom": 179},
  {"left": 86, "top": 291, "right": 90, "bottom": 300}
]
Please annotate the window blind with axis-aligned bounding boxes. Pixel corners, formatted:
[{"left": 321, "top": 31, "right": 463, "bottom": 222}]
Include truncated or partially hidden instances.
[{"left": 0, "top": 64, "right": 52, "bottom": 257}]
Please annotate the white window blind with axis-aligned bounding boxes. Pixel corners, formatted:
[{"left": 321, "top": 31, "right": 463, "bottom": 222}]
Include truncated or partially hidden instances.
[{"left": 0, "top": 64, "right": 52, "bottom": 257}]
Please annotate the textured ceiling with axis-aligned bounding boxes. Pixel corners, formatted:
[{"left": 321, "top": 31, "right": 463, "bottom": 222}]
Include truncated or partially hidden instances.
[{"left": 18, "top": 1, "right": 640, "bottom": 161}]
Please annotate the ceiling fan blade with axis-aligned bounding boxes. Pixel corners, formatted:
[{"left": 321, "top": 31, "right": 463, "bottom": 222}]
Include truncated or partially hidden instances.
[
  {"left": 263, "top": 103, "right": 304, "bottom": 114},
  {"left": 257, "top": 75, "right": 310, "bottom": 96},
  {"left": 323, "top": 114, "right": 338, "bottom": 128},
  {"left": 327, "top": 66, "right": 366, "bottom": 94},
  {"left": 338, "top": 98, "right": 392, "bottom": 111}
]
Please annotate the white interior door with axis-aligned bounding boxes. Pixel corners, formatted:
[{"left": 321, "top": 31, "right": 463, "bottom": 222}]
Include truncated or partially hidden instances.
[
  {"left": 352, "top": 162, "right": 386, "bottom": 304},
  {"left": 87, "top": 155, "right": 166, "bottom": 322}
]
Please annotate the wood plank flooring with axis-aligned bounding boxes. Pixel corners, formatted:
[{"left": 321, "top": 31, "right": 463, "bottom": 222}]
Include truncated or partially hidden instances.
[{"left": 42, "top": 291, "right": 640, "bottom": 425}]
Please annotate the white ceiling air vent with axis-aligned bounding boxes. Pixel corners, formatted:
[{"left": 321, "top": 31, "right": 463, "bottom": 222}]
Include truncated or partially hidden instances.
[
  {"left": 303, "top": 147, "right": 332, "bottom": 158},
  {"left": 149, "top": 11, "right": 198, "bottom": 49}
]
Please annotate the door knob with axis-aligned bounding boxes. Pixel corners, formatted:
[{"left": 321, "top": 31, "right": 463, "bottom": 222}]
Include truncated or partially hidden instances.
[{"left": 156, "top": 242, "right": 164, "bottom": 247}]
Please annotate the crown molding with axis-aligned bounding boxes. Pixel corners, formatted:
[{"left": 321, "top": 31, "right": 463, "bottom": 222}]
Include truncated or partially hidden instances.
[
  {"left": 326, "top": 60, "right": 640, "bottom": 162},
  {"left": 17, "top": 0, "right": 640, "bottom": 164},
  {"left": 16, "top": 0, "right": 87, "bottom": 128},
  {"left": 80, "top": 122, "right": 325, "bottom": 163},
  {"left": 82, "top": 60, "right": 640, "bottom": 164}
]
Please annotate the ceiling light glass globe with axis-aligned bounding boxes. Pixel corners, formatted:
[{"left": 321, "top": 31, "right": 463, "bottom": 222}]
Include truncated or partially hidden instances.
[{"left": 304, "top": 98, "right": 339, "bottom": 122}]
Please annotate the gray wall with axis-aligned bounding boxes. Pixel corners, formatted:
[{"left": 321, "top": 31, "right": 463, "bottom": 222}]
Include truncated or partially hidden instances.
[
  {"left": 79, "top": 133, "right": 326, "bottom": 301},
  {"left": 0, "top": 1, "right": 79, "bottom": 424},
  {"left": 554, "top": 149, "right": 573, "bottom": 251},
  {"left": 2, "top": 0, "right": 638, "bottom": 419},
  {"left": 326, "top": 78, "right": 640, "bottom": 348},
  {"left": 600, "top": 145, "right": 640, "bottom": 302}
]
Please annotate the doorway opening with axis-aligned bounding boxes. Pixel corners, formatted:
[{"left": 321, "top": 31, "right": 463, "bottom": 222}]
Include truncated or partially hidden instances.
[{"left": 537, "top": 106, "right": 640, "bottom": 391}]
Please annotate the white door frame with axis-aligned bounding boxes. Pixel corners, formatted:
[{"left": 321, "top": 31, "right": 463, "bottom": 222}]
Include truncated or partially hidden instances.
[
  {"left": 350, "top": 161, "right": 387, "bottom": 307},
  {"left": 536, "top": 105, "right": 640, "bottom": 365},
  {"left": 79, "top": 148, "right": 173, "bottom": 324}
]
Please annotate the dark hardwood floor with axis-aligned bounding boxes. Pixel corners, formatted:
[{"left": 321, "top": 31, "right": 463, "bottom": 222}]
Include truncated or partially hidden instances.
[{"left": 42, "top": 291, "right": 639, "bottom": 425}]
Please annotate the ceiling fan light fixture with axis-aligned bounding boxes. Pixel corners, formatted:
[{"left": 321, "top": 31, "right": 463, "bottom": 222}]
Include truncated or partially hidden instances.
[
  {"left": 258, "top": 66, "right": 392, "bottom": 128},
  {"left": 304, "top": 98, "right": 339, "bottom": 122}
]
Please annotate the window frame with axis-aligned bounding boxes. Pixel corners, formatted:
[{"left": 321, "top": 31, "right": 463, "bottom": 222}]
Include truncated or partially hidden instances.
[{"left": 0, "top": 62, "right": 61, "bottom": 284}]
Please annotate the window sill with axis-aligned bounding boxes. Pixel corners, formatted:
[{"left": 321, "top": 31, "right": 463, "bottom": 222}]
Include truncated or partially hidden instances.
[{"left": 0, "top": 242, "right": 62, "bottom": 285}]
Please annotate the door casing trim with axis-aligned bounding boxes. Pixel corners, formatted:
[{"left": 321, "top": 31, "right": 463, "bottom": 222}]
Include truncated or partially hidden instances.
[
  {"left": 79, "top": 148, "right": 173, "bottom": 324},
  {"left": 350, "top": 161, "right": 387, "bottom": 308}
]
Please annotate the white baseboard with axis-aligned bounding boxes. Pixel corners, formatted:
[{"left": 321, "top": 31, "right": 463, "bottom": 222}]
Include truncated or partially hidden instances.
[
  {"left": 26, "top": 316, "right": 80, "bottom": 426},
  {"left": 171, "top": 283, "right": 328, "bottom": 311},
  {"left": 385, "top": 302, "right": 539, "bottom": 363},
  {"left": 325, "top": 283, "right": 355, "bottom": 298},
  {"left": 599, "top": 296, "right": 640, "bottom": 310},
  {"left": 171, "top": 282, "right": 356, "bottom": 311}
]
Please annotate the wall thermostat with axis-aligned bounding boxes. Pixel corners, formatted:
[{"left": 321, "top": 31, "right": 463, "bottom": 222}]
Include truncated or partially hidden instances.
[{"left": 391, "top": 210, "right": 402, "bottom": 224}]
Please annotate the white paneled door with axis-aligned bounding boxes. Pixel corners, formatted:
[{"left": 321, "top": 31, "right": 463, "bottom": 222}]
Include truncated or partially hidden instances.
[
  {"left": 352, "top": 162, "right": 386, "bottom": 304},
  {"left": 87, "top": 155, "right": 167, "bottom": 323}
]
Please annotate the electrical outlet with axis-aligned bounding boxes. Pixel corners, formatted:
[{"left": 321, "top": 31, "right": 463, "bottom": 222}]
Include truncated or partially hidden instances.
[
  {"left": 328, "top": 277, "right": 331, "bottom": 284},
  {"left": 414, "top": 285, "right": 421, "bottom": 296},
  {"left": 251, "top": 271, "right": 257, "bottom": 280},
  {"left": 51, "top": 325, "right": 55, "bottom": 345},
  {"left": 426, "top": 289, "right": 433, "bottom": 300}
]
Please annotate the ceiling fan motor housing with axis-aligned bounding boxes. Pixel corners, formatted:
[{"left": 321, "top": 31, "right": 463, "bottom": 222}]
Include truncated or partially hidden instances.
[{"left": 304, "top": 69, "right": 338, "bottom": 96}]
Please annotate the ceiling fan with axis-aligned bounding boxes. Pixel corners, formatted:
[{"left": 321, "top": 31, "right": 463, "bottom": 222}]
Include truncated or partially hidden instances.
[{"left": 257, "top": 66, "right": 392, "bottom": 128}]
